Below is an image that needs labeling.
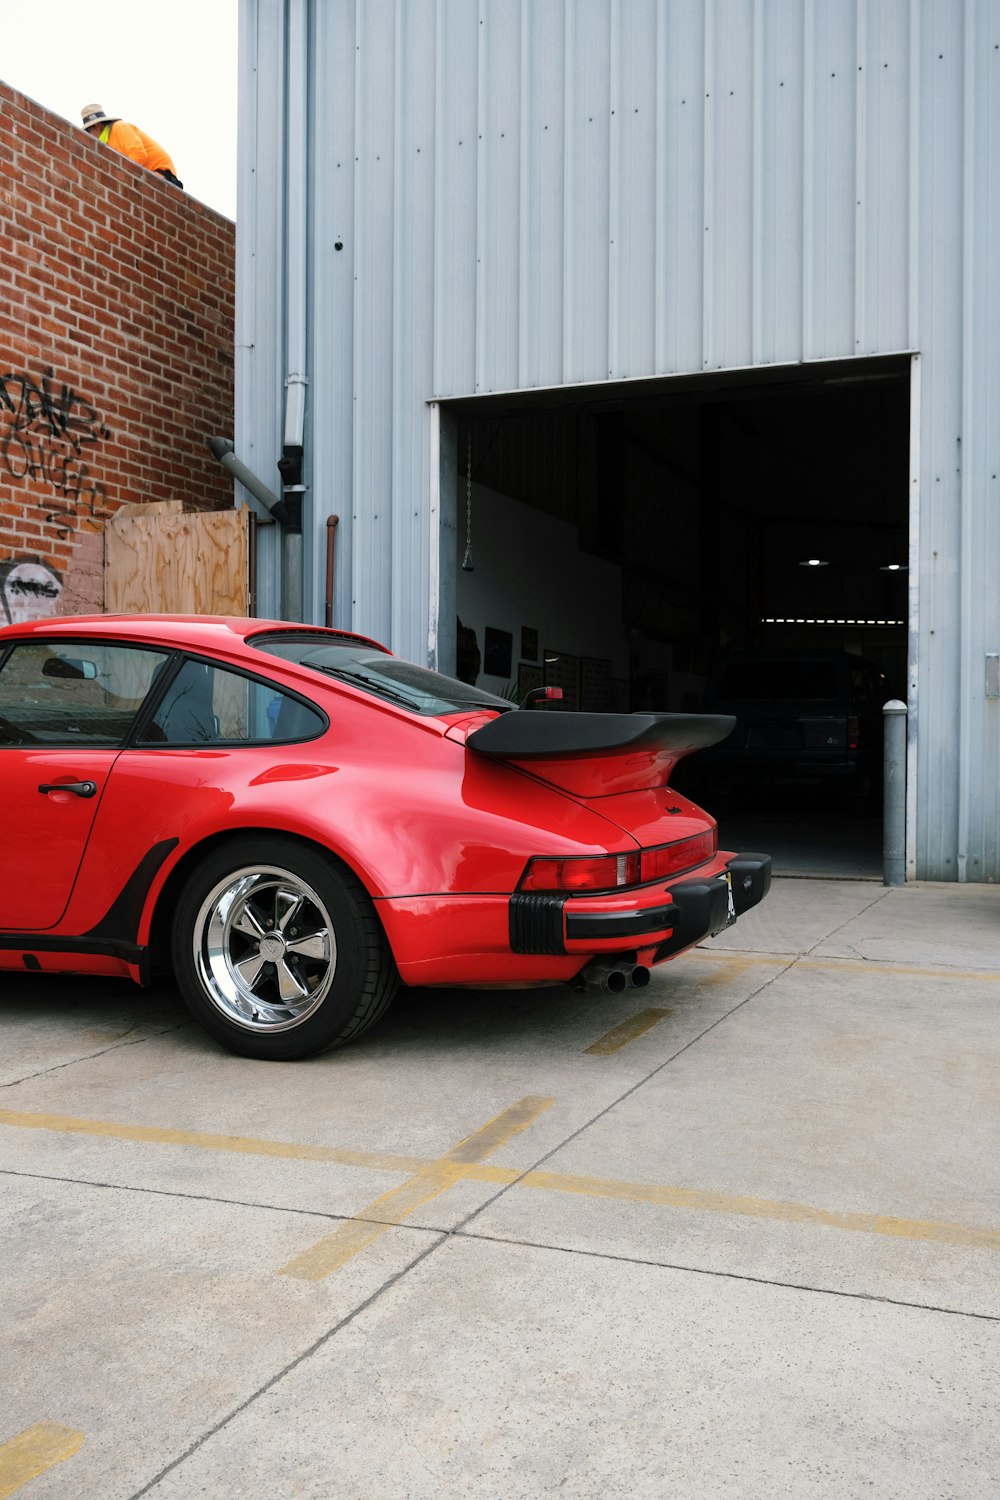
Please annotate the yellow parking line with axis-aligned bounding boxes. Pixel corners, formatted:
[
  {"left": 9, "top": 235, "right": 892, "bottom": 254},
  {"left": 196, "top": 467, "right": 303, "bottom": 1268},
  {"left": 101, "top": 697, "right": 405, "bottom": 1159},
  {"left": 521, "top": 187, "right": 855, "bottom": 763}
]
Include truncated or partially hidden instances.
[
  {"left": 518, "top": 1170, "right": 1000, "bottom": 1252},
  {"left": 584, "top": 1008, "right": 672, "bottom": 1055},
  {"left": 277, "top": 1096, "right": 553, "bottom": 1280},
  {"left": 0, "top": 1109, "right": 425, "bottom": 1176},
  {"left": 4, "top": 1104, "right": 1000, "bottom": 1257},
  {"left": 0, "top": 1424, "right": 84, "bottom": 1498},
  {"left": 690, "top": 951, "right": 1000, "bottom": 982}
]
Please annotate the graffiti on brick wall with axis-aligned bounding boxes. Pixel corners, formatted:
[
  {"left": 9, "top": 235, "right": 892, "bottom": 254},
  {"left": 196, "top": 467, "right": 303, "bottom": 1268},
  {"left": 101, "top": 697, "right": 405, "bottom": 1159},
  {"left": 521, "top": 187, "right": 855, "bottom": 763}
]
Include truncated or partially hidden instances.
[
  {"left": 0, "top": 368, "right": 111, "bottom": 537},
  {"left": 0, "top": 557, "right": 63, "bottom": 623}
]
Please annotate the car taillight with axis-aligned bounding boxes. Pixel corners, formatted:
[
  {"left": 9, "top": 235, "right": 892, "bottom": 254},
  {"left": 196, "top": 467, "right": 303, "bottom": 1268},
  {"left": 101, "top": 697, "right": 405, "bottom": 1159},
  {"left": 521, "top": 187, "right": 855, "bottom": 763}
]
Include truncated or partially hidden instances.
[
  {"left": 519, "top": 853, "right": 641, "bottom": 893},
  {"left": 518, "top": 829, "right": 717, "bottom": 894},
  {"left": 640, "top": 828, "right": 717, "bottom": 880},
  {"left": 848, "top": 715, "right": 860, "bottom": 750}
]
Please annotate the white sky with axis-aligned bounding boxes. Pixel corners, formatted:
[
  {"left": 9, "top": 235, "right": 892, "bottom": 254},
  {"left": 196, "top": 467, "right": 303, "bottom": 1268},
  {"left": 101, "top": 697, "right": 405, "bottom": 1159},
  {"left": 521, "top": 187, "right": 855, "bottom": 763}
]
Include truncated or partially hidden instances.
[{"left": 1, "top": 0, "right": 238, "bottom": 220}]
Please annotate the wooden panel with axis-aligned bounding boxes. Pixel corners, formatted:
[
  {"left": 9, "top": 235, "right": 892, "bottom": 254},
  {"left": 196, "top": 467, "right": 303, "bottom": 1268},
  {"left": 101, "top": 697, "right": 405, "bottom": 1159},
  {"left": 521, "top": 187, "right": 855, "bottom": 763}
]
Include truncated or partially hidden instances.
[{"left": 105, "top": 506, "right": 249, "bottom": 615}]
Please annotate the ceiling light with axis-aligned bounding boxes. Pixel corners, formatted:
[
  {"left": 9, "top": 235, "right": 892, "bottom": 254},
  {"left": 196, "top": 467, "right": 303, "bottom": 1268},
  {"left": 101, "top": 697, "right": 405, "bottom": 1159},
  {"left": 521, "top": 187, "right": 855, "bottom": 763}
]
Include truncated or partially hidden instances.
[
  {"left": 880, "top": 563, "right": 907, "bottom": 572},
  {"left": 799, "top": 558, "right": 829, "bottom": 567}
]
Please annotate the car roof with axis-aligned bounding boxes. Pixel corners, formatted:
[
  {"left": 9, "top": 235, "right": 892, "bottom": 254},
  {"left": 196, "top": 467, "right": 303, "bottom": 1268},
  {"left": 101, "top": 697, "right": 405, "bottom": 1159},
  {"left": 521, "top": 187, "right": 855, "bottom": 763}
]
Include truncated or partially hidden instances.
[{"left": 0, "top": 614, "right": 389, "bottom": 655}]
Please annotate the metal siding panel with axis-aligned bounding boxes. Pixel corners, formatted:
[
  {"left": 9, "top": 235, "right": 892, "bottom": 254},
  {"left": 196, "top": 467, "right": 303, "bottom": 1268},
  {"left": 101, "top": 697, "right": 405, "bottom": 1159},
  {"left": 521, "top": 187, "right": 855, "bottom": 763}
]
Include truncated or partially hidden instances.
[
  {"left": 476, "top": 0, "right": 522, "bottom": 393},
  {"left": 351, "top": 0, "right": 397, "bottom": 644},
  {"left": 704, "top": 0, "right": 755, "bottom": 370},
  {"left": 957, "top": 0, "right": 1000, "bottom": 879},
  {"left": 237, "top": 0, "right": 286, "bottom": 615},
  {"left": 519, "top": 0, "right": 566, "bottom": 387},
  {"left": 752, "top": 0, "right": 806, "bottom": 365},
  {"left": 563, "top": 0, "right": 612, "bottom": 382},
  {"left": 392, "top": 0, "right": 438, "bottom": 660},
  {"left": 803, "top": 0, "right": 859, "bottom": 359},
  {"left": 914, "top": 1, "right": 965, "bottom": 878},
  {"left": 608, "top": 0, "right": 659, "bottom": 377},
  {"left": 655, "top": 0, "right": 706, "bottom": 372},
  {"left": 432, "top": 0, "right": 479, "bottom": 397},
  {"left": 307, "top": 0, "right": 357, "bottom": 632},
  {"left": 855, "top": 0, "right": 912, "bottom": 354}
]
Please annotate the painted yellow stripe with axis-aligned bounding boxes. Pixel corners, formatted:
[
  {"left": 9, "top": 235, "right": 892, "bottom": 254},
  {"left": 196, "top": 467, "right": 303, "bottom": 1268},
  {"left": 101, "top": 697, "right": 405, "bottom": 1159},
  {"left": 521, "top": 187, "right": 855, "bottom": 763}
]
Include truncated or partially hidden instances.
[
  {"left": 584, "top": 1007, "right": 672, "bottom": 1055},
  {"left": 518, "top": 1170, "right": 1000, "bottom": 1252},
  {"left": 690, "top": 951, "right": 1000, "bottom": 982},
  {"left": 278, "top": 1096, "right": 552, "bottom": 1280},
  {"left": 0, "top": 1424, "right": 84, "bottom": 1498},
  {"left": 4, "top": 1104, "right": 1000, "bottom": 1255},
  {"left": 0, "top": 1109, "right": 425, "bottom": 1176}
]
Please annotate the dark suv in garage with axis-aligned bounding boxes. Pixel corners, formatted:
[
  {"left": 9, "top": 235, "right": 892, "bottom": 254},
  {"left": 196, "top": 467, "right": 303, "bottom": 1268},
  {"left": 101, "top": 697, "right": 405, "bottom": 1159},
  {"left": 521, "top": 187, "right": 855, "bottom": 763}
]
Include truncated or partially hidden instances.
[{"left": 695, "top": 648, "right": 888, "bottom": 800}]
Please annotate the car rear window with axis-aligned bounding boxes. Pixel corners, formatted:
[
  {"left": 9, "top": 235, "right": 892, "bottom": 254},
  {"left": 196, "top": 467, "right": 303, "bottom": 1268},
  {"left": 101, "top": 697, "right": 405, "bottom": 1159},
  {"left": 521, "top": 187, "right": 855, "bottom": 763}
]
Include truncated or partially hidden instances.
[
  {"left": 251, "top": 635, "right": 511, "bottom": 717},
  {"left": 714, "top": 661, "right": 842, "bottom": 700}
]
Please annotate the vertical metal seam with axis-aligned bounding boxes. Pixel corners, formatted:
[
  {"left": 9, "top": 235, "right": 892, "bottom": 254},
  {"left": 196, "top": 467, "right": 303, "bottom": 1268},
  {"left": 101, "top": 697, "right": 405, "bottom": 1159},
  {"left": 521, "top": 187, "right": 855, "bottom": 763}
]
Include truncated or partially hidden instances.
[
  {"left": 751, "top": 0, "right": 764, "bottom": 364},
  {"left": 562, "top": 0, "right": 575, "bottom": 381},
  {"left": 907, "top": 0, "right": 921, "bottom": 344},
  {"left": 802, "top": 0, "right": 815, "bottom": 356},
  {"left": 427, "top": 400, "right": 441, "bottom": 667},
  {"left": 702, "top": 0, "right": 715, "bottom": 369},
  {"left": 905, "top": 0, "right": 921, "bottom": 877},
  {"left": 854, "top": 0, "right": 867, "bottom": 354},
  {"left": 517, "top": 0, "right": 531, "bottom": 386},
  {"left": 906, "top": 350, "right": 921, "bottom": 880},
  {"left": 609, "top": 0, "right": 621, "bottom": 378},
  {"left": 956, "top": 0, "right": 977, "bottom": 879},
  {"left": 479, "top": 0, "right": 491, "bottom": 390},
  {"left": 653, "top": 0, "right": 666, "bottom": 370}
]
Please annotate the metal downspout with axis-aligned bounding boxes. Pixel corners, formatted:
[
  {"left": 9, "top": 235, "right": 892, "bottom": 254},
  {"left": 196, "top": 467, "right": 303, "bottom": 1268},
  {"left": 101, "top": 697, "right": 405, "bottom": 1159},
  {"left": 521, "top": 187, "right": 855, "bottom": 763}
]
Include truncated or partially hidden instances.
[{"left": 279, "top": 0, "right": 310, "bottom": 622}]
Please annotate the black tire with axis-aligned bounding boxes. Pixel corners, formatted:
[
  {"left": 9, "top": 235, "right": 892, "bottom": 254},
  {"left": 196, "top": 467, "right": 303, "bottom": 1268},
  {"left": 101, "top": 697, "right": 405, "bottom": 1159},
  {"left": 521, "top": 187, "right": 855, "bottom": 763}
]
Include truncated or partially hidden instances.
[{"left": 171, "top": 835, "right": 398, "bottom": 1060}]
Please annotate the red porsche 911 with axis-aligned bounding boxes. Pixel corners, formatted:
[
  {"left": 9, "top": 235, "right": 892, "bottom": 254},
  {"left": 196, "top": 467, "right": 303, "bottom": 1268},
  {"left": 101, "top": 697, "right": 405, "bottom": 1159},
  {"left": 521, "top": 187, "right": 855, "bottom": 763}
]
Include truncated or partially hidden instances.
[{"left": 0, "top": 615, "right": 770, "bottom": 1060}]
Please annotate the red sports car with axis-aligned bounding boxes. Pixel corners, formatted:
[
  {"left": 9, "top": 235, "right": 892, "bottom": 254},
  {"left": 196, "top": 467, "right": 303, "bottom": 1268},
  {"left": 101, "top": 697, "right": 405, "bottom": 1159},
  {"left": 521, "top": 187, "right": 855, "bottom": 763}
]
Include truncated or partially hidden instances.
[{"left": 0, "top": 616, "right": 770, "bottom": 1060}]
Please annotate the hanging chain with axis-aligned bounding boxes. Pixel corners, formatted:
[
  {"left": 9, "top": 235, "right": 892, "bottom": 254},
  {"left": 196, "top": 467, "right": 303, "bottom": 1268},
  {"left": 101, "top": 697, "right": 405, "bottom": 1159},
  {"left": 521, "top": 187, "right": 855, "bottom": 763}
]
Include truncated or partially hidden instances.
[{"left": 462, "top": 427, "right": 475, "bottom": 571}]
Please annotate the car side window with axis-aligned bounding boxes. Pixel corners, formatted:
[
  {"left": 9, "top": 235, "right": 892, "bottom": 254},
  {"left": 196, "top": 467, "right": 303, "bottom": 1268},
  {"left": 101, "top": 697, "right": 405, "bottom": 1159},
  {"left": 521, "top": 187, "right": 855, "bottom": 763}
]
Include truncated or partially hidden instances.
[
  {"left": 137, "top": 659, "right": 325, "bottom": 746},
  {"left": 0, "top": 641, "right": 169, "bottom": 748}
]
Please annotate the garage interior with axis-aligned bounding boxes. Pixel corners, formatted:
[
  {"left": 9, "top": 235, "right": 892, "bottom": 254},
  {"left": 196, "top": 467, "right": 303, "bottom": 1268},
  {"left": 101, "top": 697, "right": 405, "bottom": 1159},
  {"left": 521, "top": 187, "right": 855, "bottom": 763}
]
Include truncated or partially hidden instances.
[{"left": 450, "top": 355, "right": 911, "bottom": 878}]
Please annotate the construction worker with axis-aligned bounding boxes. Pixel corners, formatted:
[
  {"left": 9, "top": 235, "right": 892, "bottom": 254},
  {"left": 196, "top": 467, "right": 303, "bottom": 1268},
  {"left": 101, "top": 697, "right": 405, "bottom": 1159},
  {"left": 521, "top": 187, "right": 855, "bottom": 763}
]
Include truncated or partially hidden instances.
[{"left": 80, "top": 104, "right": 183, "bottom": 189}]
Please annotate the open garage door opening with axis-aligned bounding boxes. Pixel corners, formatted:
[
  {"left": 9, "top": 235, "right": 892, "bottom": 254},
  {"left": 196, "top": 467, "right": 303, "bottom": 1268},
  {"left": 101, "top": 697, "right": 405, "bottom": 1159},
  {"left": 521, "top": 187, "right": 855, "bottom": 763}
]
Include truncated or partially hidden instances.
[{"left": 443, "top": 355, "right": 912, "bottom": 879}]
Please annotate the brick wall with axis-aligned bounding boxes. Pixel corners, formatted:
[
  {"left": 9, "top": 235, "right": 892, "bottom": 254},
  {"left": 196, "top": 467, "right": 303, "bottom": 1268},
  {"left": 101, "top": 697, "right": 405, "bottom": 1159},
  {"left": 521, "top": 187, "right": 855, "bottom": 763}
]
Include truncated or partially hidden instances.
[{"left": 0, "top": 81, "right": 235, "bottom": 620}]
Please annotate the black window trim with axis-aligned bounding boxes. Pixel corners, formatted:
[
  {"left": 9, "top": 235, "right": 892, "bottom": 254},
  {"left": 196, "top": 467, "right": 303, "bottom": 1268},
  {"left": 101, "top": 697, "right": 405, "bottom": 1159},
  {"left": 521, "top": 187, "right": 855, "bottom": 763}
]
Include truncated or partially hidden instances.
[{"left": 0, "top": 639, "right": 329, "bottom": 751}]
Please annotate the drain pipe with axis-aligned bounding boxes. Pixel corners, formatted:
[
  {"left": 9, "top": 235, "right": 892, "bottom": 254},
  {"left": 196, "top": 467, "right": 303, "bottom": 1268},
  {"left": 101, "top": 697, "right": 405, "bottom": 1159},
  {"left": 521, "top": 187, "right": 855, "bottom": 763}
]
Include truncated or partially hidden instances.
[
  {"left": 278, "top": 0, "right": 310, "bottom": 624},
  {"left": 208, "top": 437, "right": 280, "bottom": 521},
  {"left": 276, "top": 373, "right": 308, "bottom": 623},
  {"left": 324, "top": 514, "right": 340, "bottom": 627}
]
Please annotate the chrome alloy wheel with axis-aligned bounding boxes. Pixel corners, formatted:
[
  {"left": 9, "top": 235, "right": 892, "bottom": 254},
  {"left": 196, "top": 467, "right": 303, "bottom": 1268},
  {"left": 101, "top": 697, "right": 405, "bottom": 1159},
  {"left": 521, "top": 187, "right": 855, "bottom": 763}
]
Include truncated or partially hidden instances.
[{"left": 192, "top": 864, "right": 337, "bottom": 1033}]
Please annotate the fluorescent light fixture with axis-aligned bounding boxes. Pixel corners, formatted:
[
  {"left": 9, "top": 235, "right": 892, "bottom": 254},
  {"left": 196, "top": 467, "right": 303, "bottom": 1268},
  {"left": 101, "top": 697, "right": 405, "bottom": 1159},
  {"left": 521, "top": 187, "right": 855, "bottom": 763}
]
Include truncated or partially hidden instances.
[{"left": 762, "top": 618, "right": 904, "bottom": 627}]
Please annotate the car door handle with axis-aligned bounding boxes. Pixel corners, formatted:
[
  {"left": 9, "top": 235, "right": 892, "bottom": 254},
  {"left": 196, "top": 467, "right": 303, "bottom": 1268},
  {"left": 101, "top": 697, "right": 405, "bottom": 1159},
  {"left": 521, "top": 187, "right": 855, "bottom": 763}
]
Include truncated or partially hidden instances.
[{"left": 38, "top": 780, "right": 98, "bottom": 798}]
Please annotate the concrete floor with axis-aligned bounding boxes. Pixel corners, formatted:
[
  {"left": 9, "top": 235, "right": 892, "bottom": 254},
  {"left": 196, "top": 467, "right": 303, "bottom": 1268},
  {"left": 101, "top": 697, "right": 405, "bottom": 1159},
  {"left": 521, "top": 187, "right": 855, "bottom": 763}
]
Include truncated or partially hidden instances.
[{"left": 1, "top": 878, "right": 999, "bottom": 1498}]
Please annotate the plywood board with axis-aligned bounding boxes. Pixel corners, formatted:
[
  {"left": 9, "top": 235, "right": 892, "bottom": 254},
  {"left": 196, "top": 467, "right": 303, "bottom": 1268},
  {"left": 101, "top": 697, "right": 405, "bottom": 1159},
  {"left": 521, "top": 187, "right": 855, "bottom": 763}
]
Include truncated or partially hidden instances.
[{"left": 105, "top": 508, "right": 249, "bottom": 615}]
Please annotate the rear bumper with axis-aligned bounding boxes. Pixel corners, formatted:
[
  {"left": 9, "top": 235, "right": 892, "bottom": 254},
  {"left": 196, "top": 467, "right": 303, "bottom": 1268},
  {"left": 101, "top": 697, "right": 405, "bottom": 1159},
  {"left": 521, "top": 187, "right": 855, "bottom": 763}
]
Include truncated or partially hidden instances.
[{"left": 509, "top": 851, "right": 772, "bottom": 958}]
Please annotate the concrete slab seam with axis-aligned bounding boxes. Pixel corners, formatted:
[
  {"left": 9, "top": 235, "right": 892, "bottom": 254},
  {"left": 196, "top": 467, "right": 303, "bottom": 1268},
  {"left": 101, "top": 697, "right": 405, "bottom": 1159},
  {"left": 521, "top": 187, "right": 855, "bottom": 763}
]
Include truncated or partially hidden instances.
[
  {"left": 276, "top": 1095, "right": 554, "bottom": 1280},
  {"left": 0, "top": 1023, "right": 190, "bottom": 1092}
]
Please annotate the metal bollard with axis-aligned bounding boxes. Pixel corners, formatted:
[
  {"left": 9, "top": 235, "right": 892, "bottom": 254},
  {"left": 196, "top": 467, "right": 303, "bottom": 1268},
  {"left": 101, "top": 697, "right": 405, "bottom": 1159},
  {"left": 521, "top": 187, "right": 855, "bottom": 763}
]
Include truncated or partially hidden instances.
[{"left": 882, "top": 700, "right": 907, "bottom": 886}]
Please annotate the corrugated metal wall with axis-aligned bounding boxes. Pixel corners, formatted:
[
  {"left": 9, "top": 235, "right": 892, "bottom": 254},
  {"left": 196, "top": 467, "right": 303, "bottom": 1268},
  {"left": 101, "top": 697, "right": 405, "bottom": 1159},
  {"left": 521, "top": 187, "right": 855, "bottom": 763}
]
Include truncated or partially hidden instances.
[{"left": 238, "top": 0, "right": 1000, "bottom": 880}]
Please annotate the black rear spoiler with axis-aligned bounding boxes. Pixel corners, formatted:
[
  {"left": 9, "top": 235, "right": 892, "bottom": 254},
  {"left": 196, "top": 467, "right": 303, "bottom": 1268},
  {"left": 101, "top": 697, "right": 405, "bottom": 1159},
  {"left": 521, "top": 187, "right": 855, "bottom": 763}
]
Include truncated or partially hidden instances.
[{"left": 466, "top": 711, "right": 736, "bottom": 760}]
